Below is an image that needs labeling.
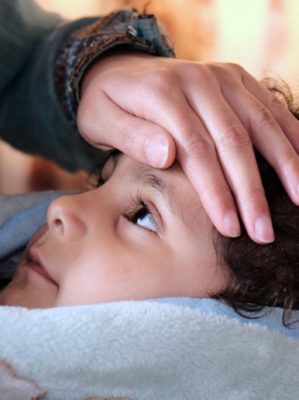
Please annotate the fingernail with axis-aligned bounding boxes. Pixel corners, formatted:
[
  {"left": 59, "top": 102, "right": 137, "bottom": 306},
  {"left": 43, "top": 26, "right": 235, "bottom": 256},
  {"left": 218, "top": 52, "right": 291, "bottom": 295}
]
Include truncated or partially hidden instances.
[
  {"left": 223, "top": 210, "right": 241, "bottom": 237},
  {"left": 145, "top": 137, "right": 169, "bottom": 168},
  {"left": 254, "top": 215, "right": 274, "bottom": 243}
]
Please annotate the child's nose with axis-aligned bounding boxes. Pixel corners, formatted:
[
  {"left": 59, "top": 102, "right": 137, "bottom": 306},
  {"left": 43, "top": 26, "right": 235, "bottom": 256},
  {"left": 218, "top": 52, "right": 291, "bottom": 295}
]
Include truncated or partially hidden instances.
[{"left": 47, "top": 194, "right": 87, "bottom": 241}]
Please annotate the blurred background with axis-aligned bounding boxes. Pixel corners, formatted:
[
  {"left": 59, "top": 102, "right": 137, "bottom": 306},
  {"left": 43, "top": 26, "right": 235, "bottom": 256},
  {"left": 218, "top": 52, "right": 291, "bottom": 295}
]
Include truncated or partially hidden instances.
[{"left": 1, "top": 0, "right": 299, "bottom": 194}]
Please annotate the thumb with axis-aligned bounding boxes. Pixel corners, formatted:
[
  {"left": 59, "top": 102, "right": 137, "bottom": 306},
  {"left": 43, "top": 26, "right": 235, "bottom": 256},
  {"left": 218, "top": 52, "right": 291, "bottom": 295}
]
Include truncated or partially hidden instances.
[
  {"left": 143, "top": 133, "right": 175, "bottom": 168},
  {"left": 77, "top": 94, "right": 176, "bottom": 168}
]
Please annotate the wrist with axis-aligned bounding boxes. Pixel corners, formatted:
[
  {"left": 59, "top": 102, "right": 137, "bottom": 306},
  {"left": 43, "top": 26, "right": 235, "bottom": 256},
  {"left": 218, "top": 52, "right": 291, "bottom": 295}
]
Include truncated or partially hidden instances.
[
  {"left": 55, "top": 9, "right": 175, "bottom": 126},
  {"left": 81, "top": 51, "right": 156, "bottom": 96}
]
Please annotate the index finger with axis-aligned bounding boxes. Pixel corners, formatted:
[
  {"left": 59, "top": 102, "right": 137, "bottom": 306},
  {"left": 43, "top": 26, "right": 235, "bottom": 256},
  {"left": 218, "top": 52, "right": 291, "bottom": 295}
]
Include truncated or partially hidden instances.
[
  {"left": 143, "top": 79, "right": 274, "bottom": 243},
  {"left": 138, "top": 88, "right": 245, "bottom": 238}
]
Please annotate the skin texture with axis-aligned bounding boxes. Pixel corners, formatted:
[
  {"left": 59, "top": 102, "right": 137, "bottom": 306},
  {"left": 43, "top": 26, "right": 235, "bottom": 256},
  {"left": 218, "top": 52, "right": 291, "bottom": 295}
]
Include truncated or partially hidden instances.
[
  {"left": 0, "top": 154, "right": 228, "bottom": 308},
  {"left": 78, "top": 54, "right": 299, "bottom": 244}
]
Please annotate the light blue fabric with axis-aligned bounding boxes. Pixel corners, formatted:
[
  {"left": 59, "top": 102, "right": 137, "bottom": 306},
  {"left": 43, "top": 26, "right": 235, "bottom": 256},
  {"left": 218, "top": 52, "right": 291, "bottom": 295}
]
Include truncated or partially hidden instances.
[
  {"left": 0, "top": 298, "right": 298, "bottom": 399},
  {"left": 0, "top": 192, "right": 299, "bottom": 398},
  {"left": 155, "top": 297, "right": 299, "bottom": 339},
  {"left": 0, "top": 192, "right": 60, "bottom": 260},
  {"left": 0, "top": 192, "right": 65, "bottom": 288}
]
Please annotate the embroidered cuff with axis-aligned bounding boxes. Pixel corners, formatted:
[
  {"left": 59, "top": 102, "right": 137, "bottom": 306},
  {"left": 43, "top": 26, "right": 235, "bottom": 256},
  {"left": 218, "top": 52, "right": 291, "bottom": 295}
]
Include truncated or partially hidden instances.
[{"left": 55, "top": 8, "right": 175, "bottom": 125}]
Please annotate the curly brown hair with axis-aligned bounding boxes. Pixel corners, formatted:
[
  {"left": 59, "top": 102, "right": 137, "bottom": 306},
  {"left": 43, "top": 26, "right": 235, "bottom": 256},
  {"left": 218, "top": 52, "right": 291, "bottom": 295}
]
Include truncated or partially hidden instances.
[{"left": 215, "top": 82, "right": 299, "bottom": 327}]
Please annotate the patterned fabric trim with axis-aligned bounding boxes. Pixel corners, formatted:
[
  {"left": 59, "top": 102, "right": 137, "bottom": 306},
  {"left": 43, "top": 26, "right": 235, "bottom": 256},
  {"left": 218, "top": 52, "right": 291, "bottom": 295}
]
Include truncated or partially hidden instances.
[{"left": 55, "top": 9, "right": 175, "bottom": 125}]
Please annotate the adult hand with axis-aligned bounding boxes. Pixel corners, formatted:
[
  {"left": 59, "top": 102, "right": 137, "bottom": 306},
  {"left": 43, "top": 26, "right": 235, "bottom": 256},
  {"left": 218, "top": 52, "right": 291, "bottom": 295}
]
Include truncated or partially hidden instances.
[{"left": 77, "top": 53, "right": 299, "bottom": 244}]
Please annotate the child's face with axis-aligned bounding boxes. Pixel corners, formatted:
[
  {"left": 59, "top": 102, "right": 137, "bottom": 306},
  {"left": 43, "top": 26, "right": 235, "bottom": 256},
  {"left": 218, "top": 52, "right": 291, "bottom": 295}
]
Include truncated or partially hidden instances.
[{"left": 1, "top": 154, "right": 228, "bottom": 308}]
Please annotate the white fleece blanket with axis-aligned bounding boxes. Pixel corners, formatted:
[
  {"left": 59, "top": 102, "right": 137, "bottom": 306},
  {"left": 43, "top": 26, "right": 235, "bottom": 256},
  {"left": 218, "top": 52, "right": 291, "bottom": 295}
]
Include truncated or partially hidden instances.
[{"left": 0, "top": 298, "right": 299, "bottom": 400}]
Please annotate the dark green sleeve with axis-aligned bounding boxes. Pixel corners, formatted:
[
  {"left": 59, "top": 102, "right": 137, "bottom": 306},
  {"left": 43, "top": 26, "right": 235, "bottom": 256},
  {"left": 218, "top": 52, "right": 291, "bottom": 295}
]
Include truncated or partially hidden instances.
[{"left": 0, "top": 2, "right": 174, "bottom": 172}]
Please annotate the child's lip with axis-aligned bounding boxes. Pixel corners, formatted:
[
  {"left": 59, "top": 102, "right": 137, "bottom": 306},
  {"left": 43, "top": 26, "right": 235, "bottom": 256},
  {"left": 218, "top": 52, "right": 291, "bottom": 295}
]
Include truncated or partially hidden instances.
[{"left": 27, "top": 248, "right": 58, "bottom": 287}]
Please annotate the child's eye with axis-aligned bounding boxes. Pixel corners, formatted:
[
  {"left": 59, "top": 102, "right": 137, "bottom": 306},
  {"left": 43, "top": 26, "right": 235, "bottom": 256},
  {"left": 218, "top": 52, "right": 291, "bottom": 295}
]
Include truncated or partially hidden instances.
[{"left": 129, "top": 203, "right": 158, "bottom": 232}]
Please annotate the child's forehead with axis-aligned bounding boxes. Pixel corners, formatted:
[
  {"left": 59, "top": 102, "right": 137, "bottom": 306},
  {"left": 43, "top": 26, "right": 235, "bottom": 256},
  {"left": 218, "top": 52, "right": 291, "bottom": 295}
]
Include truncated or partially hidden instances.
[
  {"left": 116, "top": 154, "right": 206, "bottom": 233},
  {"left": 117, "top": 154, "right": 184, "bottom": 187},
  {"left": 117, "top": 153, "right": 182, "bottom": 176}
]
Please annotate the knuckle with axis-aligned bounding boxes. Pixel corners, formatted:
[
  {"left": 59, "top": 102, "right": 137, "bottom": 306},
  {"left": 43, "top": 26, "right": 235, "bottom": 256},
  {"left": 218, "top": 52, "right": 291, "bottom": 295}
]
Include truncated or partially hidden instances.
[
  {"left": 267, "top": 93, "right": 285, "bottom": 110},
  {"left": 120, "top": 123, "right": 141, "bottom": 153},
  {"left": 218, "top": 124, "right": 251, "bottom": 151},
  {"left": 228, "top": 62, "right": 245, "bottom": 74},
  {"left": 183, "top": 133, "right": 214, "bottom": 160},
  {"left": 202, "top": 182, "right": 230, "bottom": 201},
  {"left": 243, "top": 185, "right": 266, "bottom": 205},
  {"left": 207, "top": 62, "right": 226, "bottom": 78},
  {"left": 255, "top": 104, "right": 275, "bottom": 128},
  {"left": 216, "top": 62, "right": 246, "bottom": 82},
  {"left": 188, "top": 63, "right": 208, "bottom": 81},
  {"left": 145, "top": 70, "right": 174, "bottom": 94},
  {"left": 176, "top": 62, "right": 211, "bottom": 84}
]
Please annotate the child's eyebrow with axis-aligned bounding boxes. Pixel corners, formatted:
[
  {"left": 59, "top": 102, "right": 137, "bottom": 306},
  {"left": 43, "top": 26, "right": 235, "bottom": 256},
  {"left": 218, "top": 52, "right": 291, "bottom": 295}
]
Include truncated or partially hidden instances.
[{"left": 136, "top": 166, "right": 195, "bottom": 232}]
